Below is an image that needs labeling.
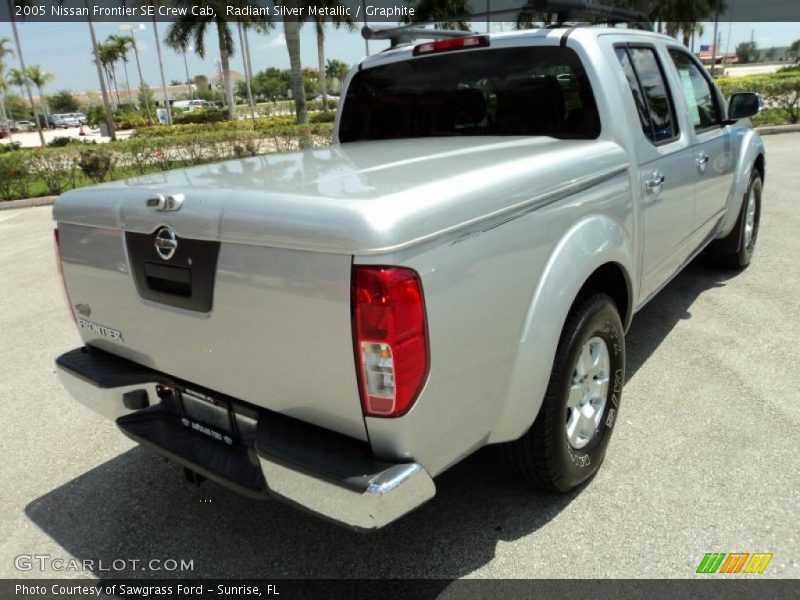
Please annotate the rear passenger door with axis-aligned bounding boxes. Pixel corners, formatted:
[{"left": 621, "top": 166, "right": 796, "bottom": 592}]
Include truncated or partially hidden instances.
[
  {"left": 665, "top": 48, "right": 734, "bottom": 236},
  {"left": 615, "top": 44, "right": 697, "bottom": 302}
]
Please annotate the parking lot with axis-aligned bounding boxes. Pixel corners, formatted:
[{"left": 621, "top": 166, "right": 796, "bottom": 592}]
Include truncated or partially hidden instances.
[{"left": 0, "top": 133, "right": 798, "bottom": 580}]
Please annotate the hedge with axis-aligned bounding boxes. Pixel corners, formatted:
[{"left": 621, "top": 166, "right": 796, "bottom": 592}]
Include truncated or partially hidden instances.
[
  {"left": 0, "top": 122, "right": 335, "bottom": 202},
  {"left": 717, "top": 74, "right": 800, "bottom": 124}
]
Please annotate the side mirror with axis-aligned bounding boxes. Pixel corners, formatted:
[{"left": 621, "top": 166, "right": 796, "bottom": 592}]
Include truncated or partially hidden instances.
[{"left": 727, "top": 92, "right": 761, "bottom": 121}]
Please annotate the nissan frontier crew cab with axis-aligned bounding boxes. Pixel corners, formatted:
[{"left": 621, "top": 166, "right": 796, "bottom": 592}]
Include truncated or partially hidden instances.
[{"left": 53, "top": 22, "right": 765, "bottom": 531}]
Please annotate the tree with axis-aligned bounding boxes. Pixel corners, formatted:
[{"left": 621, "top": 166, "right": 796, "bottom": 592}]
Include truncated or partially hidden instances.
[
  {"left": 138, "top": 82, "right": 155, "bottom": 114},
  {"left": 96, "top": 42, "right": 121, "bottom": 106},
  {"left": 9, "top": 2, "right": 46, "bottom": 145},
  {"left": 305, "top": 1, "right": 354, "bottom": 112},
  {"left": 0, "top": 37, "right": 13, "bottom": 131},
  {"left": 402, "top": 0, "right": 471, "bottom": 31},
  {"left": 26, "top": 65, "right": 53, "bottom": 125},
  {"left": 736, "top": 41, "right": 759, "bottom": 64},
  {"left": 166, "top": 0, "right": 262, "bottom": 120},
  {"left": 324, "top": 59, "right": 348, "bottom": 82},
  {"left": 49, "top": 90, "right": 80, "bottom": 113},
  {"left": 107, "top": 34, "right": 134, "bottom": 104},
  {"left": 791, "top": 39, "right": 800, "bottom": 63},
  {"left": 649, "top": 0, "right": 720, "bottom": 47},
  {"left": 282, "top": 0, "right": 307, "bottom": 124}
]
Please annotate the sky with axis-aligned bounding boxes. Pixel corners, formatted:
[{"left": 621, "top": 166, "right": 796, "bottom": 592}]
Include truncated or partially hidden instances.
[{"left": 0, "top": 20, "right": 798, "bottom": 96}]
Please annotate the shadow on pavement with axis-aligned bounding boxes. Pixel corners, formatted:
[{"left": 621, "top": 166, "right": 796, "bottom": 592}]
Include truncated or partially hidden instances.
[
  {"left": 625, "top": 252, "right": 740, "bottom": 382},
  {"left": 25, "top": 253, "right": 741, "bottom": 581},
  {"left": 25, "top": 445, "right": 578, "bottom": 580}
]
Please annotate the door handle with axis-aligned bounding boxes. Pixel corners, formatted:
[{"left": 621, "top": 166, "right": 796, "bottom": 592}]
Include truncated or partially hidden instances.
[
  {"left": 645, "top": 171, "right": 665, "bottom": 194},
  {"left": 696, "top": 152, "right": 710, "bottom": 173}
]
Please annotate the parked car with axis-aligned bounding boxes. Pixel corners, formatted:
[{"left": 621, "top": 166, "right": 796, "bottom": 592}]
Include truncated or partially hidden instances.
[
  {"left": 53, "top": 114, "right": 81, "bottom": 128},
  {"left": 15, "top": 120, "right": 35, "bottom": 131},
  {"left": 0, "top": 124, "right": 6, "bottom": 139},
  {"left": 69, "top": 112, "right": 88, "bottom": 125},
  {"left": 37, "top": 113, "right": 56, "bottom": 129},
  {"left": 53, "top": 22, "right": 764, "bottom": 531}
]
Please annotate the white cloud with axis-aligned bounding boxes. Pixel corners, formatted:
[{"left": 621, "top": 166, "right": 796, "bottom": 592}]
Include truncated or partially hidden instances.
[{"left": 262, "top": 33, "right": 286, "bottom": 49}]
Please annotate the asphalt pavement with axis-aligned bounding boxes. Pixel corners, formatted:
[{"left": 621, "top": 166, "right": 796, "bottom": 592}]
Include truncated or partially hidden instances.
[{"left": 0, "top": 133, "right": 798, "bottom": 580}]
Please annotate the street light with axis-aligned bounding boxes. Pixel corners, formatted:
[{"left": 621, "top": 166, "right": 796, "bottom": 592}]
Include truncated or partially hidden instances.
[{"left": 119, "top": 24, "right": 152, "bottom": 125}]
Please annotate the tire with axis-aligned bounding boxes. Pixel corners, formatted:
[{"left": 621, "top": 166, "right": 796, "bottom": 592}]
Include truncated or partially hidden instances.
[
  {"left": 503, "top": 293, "right": 625, "bottom": 493},
  {"left": 710, "top": 173, "right": 762, "bottom": 269}
]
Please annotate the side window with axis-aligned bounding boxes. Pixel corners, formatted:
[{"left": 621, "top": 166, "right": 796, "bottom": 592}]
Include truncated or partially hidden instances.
[
  {"left": 668, "top": 49, "right": 720, "bottom": 131},
  {"left": 616, "top": 48, "right": 652, "bottom": 141},
  {"left": 616, "top": 46, "right": 678, "bottom": 144}
]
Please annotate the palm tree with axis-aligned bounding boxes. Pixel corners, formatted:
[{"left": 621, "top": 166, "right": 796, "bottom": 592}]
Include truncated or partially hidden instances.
[
  {"left": 108, "top": 34, "right": 133, "bottom": 104},
  {"left": 403, "top": 0, "right": 472, "bottom": 31},
  {"left": 26, "top": 65, "right": 53, "bottom": 127},
  {"left": 7, "top": 68, "right": 33, "bottom": 122},
  {"left": 96, "top": 42, "right": 120, "bottom": 107},
  {"left": 306, "top": 1, "right": 354, "bottom": 113},
  {"left": 649, "top": 0, "right": 721, "bottom": 47},
  {"left": 0, "top": 37, "right": 13, "bottom": 134},
  {"left": 324, "top": 58, "right": 349, "bottom": 93},
  {"left": 9, "top": 3, "right": 45, "bottom": 145},
  {"left": 282, "top": 0, "right": 307, "bottom": 124},
  {"left": 166, "top": 0, "right": 240, "bottom": 120}
]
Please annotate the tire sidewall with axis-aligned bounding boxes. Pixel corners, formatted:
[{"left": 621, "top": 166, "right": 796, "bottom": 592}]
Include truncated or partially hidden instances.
[
  {"left": 741, "top": 175, "right": 762, "bottom": 264},
  {"left": 551, "top": 298, "right": 625, "bottom": 489}
]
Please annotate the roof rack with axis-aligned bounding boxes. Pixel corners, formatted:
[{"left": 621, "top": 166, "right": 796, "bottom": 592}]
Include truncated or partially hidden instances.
[
  {"left": 525, "top": 0, "right": 651, "bottom": 28},
  {"left": 361, "top": 25, "right": 479, "bottom": 49},
  {"left": 361, "top": 0, "right": 652, "bottom": 49}
]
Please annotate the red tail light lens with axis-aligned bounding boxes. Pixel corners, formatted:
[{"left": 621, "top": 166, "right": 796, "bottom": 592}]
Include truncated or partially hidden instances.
[
  {"left": 54, "top": 228, "right": 76, "bottom": 323},
  {"left": 413, "top": 35, "right": 490, "bottom": 56},
  {"left": 353, "top": 266, "right": 429, "bottom": 417}
]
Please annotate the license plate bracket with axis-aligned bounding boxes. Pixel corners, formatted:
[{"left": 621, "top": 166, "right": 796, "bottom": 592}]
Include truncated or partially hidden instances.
[{"left": 179, "top": 388, "right": 237, "bottom": 446}]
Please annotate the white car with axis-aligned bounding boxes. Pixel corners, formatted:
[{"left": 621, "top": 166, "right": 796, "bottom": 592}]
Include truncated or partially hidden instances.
[{"left": 53, "top": 114, "right": 80, "bottom": 128}]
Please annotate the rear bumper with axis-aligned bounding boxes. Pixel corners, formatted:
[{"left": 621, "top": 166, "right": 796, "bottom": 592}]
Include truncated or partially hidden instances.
[{"left": 55, "top": 346, "right": 435, "bottom": 531}]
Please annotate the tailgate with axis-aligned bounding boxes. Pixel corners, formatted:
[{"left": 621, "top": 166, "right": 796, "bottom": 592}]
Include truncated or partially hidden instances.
[{"left": 55, "top": 218, "right": 366, "bottom": 441}]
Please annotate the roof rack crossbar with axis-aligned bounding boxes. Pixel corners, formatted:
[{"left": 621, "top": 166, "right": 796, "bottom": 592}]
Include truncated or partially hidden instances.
[{"left": 361, "top": 25, "right": 478, "bottom": 48}]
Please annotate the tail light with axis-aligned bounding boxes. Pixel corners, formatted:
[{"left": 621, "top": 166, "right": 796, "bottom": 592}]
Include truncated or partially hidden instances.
[
  {"left": 54, "top": 228, "right": 76, "bottom": 323},
  {"left": 352, "top": 266, "right": 429, "bottom": 418}
]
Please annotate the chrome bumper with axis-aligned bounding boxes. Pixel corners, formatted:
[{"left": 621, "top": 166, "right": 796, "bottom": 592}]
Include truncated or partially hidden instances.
[{"left": 56, "top": 348, "right": 435, "bottom": 531}]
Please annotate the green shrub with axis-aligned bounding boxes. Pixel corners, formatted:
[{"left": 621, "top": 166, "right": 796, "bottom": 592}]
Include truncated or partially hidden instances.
[
  {"left": 48, "top": 136, "right": 78, "bottom": 148},
  {"left": 718, "top": 74, "right": 800, "bottom": 124},
  {"left": 28, "top": 148, "right": 78, "bottom": 195},
  {"left": 77, "top": 146, "right": 117, "bottom": 182},
  {"left": 0, "top": 141, "right": 22, "bottom": 154},
  {"left": 172, "top": 110, "right": 227, "bottom": 125},
  {"left": 0, "top": 152, "right": 30, "bottom": 200}
]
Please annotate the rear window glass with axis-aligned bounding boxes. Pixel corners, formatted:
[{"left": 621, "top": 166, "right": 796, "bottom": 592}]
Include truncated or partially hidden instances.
[{"left": 339, "top": 46, "right": 600, "bottom": 142}]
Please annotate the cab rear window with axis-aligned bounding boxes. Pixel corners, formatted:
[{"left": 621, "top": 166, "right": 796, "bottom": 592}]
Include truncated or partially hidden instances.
[{"left": 338, "top": 46, "right": 600, "bottom": 142}]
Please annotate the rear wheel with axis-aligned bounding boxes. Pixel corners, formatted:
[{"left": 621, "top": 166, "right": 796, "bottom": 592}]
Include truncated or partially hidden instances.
[
  {"left": 504, "top": 293, "right": 625, "bottom": 493},
  {"left": 710, "top": 173, "right": 762, "bottom": 269}
]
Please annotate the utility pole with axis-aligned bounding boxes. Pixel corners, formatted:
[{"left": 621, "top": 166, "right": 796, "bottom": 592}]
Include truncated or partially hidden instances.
[{"left": 9, "top": 5, "right": 45, "bottom": 146}]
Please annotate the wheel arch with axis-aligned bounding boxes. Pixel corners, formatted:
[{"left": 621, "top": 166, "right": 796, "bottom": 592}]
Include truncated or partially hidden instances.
[
  {"left": 487, "top": 215, "right": 634, "bottom": 444},
  {"left": 718, "top": 130, "right": 766, "bottom": 239}
]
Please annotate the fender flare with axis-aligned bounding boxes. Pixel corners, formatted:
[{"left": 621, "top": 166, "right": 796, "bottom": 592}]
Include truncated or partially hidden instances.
[
  {"left": 718, "top": 128, "right": 765, "bottom": 239},
  {"left": 487, "top": 215, "right": 635, "bottom": 444}
]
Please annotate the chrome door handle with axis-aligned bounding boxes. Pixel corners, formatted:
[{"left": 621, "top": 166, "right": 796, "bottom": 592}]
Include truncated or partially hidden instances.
[
  {"left": 696, "top": 152, "right": 710, "bottom": 173},
  {"left": 645, "top": 171, "right": 665, "bottom": 194}
]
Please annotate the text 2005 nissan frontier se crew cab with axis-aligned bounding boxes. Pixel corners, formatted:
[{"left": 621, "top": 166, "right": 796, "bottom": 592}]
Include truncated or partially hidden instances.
[{"left": 53, "top": 22, "right": 764, "bottom": 531}]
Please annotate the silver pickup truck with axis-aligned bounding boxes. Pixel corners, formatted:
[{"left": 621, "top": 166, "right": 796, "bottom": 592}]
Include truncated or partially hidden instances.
[{"left": 53, "top": 25, "right": 764, "bottom": 531}]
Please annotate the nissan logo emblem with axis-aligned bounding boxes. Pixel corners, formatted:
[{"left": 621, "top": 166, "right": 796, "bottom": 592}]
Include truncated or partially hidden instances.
[{"left": 154, "top": 226, "right": 178, "bottom": 260}]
